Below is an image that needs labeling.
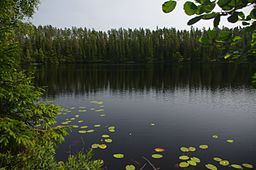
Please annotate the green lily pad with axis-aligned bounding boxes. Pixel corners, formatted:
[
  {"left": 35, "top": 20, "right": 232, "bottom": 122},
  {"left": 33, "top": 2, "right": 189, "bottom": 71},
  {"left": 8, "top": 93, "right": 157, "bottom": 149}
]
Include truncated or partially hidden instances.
[
  {"left": 72, "top": 125, "right": 79, "bottom": 128},
  {"left": 94, "top": 124, "right": 101, "bottom": 127},
  {"left": 70, "top": 107, "right": 75, "bottom": 109},
  {"left": 199, "top": 145, "right": 208, "bottom": 149},
  {"left": 75, "top": 115, "right": 80, "bottom": 118},
  {"left": 80, "top": 125, "right": 88, "bottom": 129},
  {"left": 187, "top": 160, "right": 197, "bottom": 166},
  {"left": 86, "top": 129, "right": 95, "bottom": 133},
  {"left": 212, "top": 135, "right": 219, "bottom": 139},
  {"left": 61, "top": 121, "right": 69, "bottom": 125},
  {"left": 179, "top": 155, "right": 190, "bottom": 160},
  {"left": 179, "top": 162, "right": 189, "bottom": 168},
  {"left": 151, "top": 154, "right": 163, "bottom": 159},
  {"left": 125, "top": 164, "right": 136, "bottom": 170},
  {"left": 79, "top": 106, "right": 86, "bottom": 109},
  {"left": 78, "top": 110, "right": 87, "bottom": 112},
  {"left": 180, "top": 147, "right": 189, "bottom": 152},
  {"left": 99, "top": 114, "right": 106, "bottom": 117},
  {"left": 108, "top": 126, "right": 115, "bottom": 129},
  {"left": 219, "top": 160, "right": 229, "bottom": 166},
  {"left": 91, "top": 144, "right": 99, "bottom": 149},
  {"left": 70, "top": 118, "right": 76, "bottom": 121},
  {"left": 102, "top": 134, "right": 110, "bottom": 138},
  {"left": 213, "top": 157, "right": 222, "bottom": 162},
  {"left": 231, "top": 164, "right": 243, "bottom": 169},
  {"left": 78, "top": 130, "right": 86, "bottom": 134},
  {"left": 113, "top": 154, "right": 124, "bottom": 159},
  {"left": 188, "top": 147, "right": 196, "bottom": 152},
  {"left": 91, "top": 108, "right": 95, "bottom": 111},
  {"left": 98, "top": 144, "right": 107, "bottom": 149},
  {"left": 226, "top": 139, "right": 234, "bottom": 143},
  {"left": 242, "top": 163, "right": 253, "bottom": 169},
  {"left": 191, "top": 157, "right": 201, "bottom": 163},
  {"left": 105, "top": 139, "right": 112, "bottom": 143},
  {"left": 78, "top": 120, "right": 84, "bottom": 123},
  {"left": 205, "top": 163, "right": 217, "bottom": 170},
  {"left": 95, "top": 109, "right": 104, "bottom": 112},
  {"left": 154, "top": 147, "right": 165, "bottom": 153}
]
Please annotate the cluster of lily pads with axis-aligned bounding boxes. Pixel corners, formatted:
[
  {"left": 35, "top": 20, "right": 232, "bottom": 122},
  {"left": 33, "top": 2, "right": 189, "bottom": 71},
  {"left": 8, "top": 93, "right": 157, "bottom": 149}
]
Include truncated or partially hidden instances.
[{"left": 48, "top": 100, "right": 255, "bottom": 170}]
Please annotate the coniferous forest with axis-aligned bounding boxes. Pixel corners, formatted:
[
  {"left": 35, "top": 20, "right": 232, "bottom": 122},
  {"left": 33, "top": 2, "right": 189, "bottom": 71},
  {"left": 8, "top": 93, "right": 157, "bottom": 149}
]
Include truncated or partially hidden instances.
[{"left": 18, "top": 26, "right": 254, "bottom": 64}]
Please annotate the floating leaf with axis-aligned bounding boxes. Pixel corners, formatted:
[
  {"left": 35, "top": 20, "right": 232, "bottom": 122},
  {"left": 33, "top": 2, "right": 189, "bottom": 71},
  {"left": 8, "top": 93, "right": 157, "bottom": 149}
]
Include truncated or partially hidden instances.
[
  {"left": 191, "top": 157, "right": 201, "bottom": 163},
  {"left": 154, "top": 148, "right": 165, "bottom": 153},
  {"left": 226, "top": 139, "right": 234, "bottom": 143},
  {"left": 187, "top": 160, "right": 197, "bottom": 166},
  {"left": 94, "top": 124, "right": 101, "bottom": 127},
  {"left": 205, "top": 163, "right": 217, "bottom": 170},
  {"left": 70, "top": 118, "right": 76, "bottom": 121},
  {"left": 109, "top": 129, "right": 115, "bottom": 133},
  {"left": 61, "top": 121, "right": 69, "bottom": 125},
  {"left": 86, "top": 129, "right": 95, "bottom": 133},
  {"left": 199, "top": 145, "right": 208, "bottom": 149},
  {"left": 108, "top": 126, "right": 115, "bottom": 129},
  {"left": 70, "top": 107, "right": 75, "bottom": 109},
  {"left": 99, "top": 114, "right": 106, "bottom": 117},
  {"left": 188, "top": 147, "right": 196, "bottom": 152},
  {"left": 80, "top": 126, "right": 88, "bottom": 129},
  {"left": 179, "top": 162, "right": 189, "bottom": 168},
  {"left": 125, "top": 165, "right": 136, "bottom": 170},
  {"left": 72, "top": 125, "right": 79, "bottom": 128},
  {"left": 213, "top": 157, "right": 222, "bottom": 162},
  {"left": 91, "top": 108, "right": 95, "bottom": 111},
  {"left": 91, "top": 144, "right": 99, "bottom": 149},
  {"left": 113, "top": 154, "right": 124, "bottom": 159},
  {"left": 219, "top": 160, "right": 229, "bottom": 166},
  {"left": 102, "top": 134, "right": 110, "bottom": 138},
  {"left": 95, "top": 109, "right": 104, "bottom": 112},
  {"left": 78, "top": 120, "right": 84, "bottom": 123},
  {"left": 79, "top": 110, "right": 87, "bottom": 112},
  {"left": 231, "top": 164, "right": 243, "bottom": 169},
  {"left": 98, "top": 144, "right": 107, "bottom": 149},
  {"left": 105, "top": 139, "right": 112, "bottom": 143},
  {"left": 179, "top": 155, "right": 190, "bottom": 160},
  {"left": 79, "top": 106, "right": 86, "bottom": 109},
  {"left": 212, "top": 135, "right": 218, "bottom": 139},
  {"left": 180, "top": 147, "right": 189, "bottom": 152},
  {"left": 75, "top": 115, "right": 80, "bottom": 118},
  {"left": 78, "top": 130, "right": 86, "bottom": 134},
  {"left": 242, "top": 163, "right": 253, "bottom": 169},
  {"left": 151, "top": 154, "right": 163, "bottom": 159}
]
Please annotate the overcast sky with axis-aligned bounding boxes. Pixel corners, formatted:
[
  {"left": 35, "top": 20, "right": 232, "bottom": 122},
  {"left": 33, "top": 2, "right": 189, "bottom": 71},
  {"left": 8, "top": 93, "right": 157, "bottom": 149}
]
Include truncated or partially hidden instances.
[{"left": 32, "top": 0, "right": 241, "bottom": 31}]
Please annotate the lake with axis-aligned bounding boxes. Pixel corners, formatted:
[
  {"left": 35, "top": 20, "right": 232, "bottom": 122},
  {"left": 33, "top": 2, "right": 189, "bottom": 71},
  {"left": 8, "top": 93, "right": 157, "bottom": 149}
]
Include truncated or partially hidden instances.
[{"left": 35, "top": 64, "right": 256, "bottom": 170}]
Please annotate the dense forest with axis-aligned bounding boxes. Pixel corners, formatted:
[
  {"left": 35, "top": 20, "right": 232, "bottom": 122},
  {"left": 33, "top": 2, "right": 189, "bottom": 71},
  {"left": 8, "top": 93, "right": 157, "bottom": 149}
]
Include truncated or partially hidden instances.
[{"left": 18, "top": 26, "right": 254, "bottom": 64}]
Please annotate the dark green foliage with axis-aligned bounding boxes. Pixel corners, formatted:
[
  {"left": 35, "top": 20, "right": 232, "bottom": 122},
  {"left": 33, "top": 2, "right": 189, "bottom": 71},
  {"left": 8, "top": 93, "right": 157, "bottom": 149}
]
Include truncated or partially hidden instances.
[
  {"left": 162, "top": 0, "right": 177, "bottom": 13},
  {"left": 0, "top": 0, "right": 102, "bottom": 169},
  {"left": 17, "top": 26, "right": 254, "bottom": 64}
]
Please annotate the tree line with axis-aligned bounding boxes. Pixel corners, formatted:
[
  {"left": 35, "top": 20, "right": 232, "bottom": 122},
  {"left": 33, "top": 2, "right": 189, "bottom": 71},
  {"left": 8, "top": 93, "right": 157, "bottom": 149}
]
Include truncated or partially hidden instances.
[{"left": 17, "top": 25, "right": 254, "bottom": 64}]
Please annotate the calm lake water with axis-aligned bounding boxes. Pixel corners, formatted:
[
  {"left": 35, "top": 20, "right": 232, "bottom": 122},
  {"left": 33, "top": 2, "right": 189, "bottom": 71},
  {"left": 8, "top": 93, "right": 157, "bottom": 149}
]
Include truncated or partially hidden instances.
[{"left": 35, "top": 64, "right": 256, "bottom": 170}]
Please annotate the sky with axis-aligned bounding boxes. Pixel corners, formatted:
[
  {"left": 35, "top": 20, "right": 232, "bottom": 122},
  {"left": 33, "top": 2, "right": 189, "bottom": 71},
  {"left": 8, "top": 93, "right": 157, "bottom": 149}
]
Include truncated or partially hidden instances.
[{"left": 31, "top": 0, "right": 241, "bottom": 31}]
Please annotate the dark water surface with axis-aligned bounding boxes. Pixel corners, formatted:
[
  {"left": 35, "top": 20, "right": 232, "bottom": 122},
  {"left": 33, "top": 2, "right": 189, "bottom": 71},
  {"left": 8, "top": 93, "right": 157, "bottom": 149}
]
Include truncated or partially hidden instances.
[{"left": 35, "top": 64, "right": 256, "bottom": 170}]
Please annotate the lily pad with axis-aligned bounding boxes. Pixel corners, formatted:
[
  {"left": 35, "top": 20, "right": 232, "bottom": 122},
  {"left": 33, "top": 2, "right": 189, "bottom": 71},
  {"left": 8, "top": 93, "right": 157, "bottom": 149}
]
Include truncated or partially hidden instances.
[
  {"left": 191, "top": 157, "right": 201, "bottom": 163},
  {"left": 99, "top": 114, "right": 106, "bottom": 117},
  {"left": 179, "top": 162, "right": 189, "bottom": 168},
  {"left": 102, "top": 134, "right": 110, "bottom": 138},
  {"left": 187, "top": 160, "right": 197, "bottom": 166},
  {"left": 231, "top": 164, "right": 243, "bottom": 169},
  {"left": 154, "top": 147, "right": 165, "bottom": 153},
  {"left": 213, "top": 157, "right": 222, "bottom": 162},
  {"left": 91, "top": 144, "right": 99, "bottom": 149},
  {"left": 61, "top": 121, "right": 69, "bottom": 125},
  {"left": 79, "top": 106, "right": 86, "bottom": 109},
  {"left": 180, "top": 147, "right": 189, "bottom": 152},
  {"left": 179, "top": 155, "right": 190, "bottom": 160},
  {"left": 226, "top": 139, "right": 234, "bottom": 143},
  {"left": 188, "top": 147, "right": 196, "bottom": 152},
  {"left": 125, "top": 165, "right": 136, "bottom": 170},
  {"left": 75, "top": 115, "right": 80, "bottom": 118},
  {"left": 113, "top": 154, "right": 124, "bottom": 159},
  {"left": 78, "top": 130, "right": 86, "bottom": 134},
  {"left": 109, "top": 129, "right": 115, "bottom": 133},
  {"left": 219, "top": 160, "right": 229, "bottom": 166},
  {"left": 72, "top": 125, "right": 79, "bottom": 128},
  {"left": 91, "top": 108, "right": 95, "bottom": 111},
  {"left": 78, "top": 110, "right": 87, "bottom": 112},
  {"left": 108, "top": 126, "right": 115, "bottom": 129},
  {"left": 105, "top": 139, "right": 112, "bottom": 143},
  {"left": 86, "top": 129, "right": 95, "bottom": 133},
  {"left": 242, "top": 163, "right": 253, "bottom": 169},
  {"left": 95, "top": 109, "right": 104, "bottom": 112},
  {"left": 212, "top": 135, "right": 219, "bottom": 139},
  {"left": 80, "top": 125, "right": 88, "bottom": 129},
  {"left": 78, "top": 120, "right": 84, "bottom": 123},
  {"left": 205, "top": 163, "right": 217, "bottom": 170},
  {"left": 70, "top": 118, "right": 76, "bottom": 121},
  {"left": 199, "top": 145, "right": 208, "bottom": 150},
  {"left": 151, "top": 154, "right": 163, "bottom": 159},
  {"left": 98, "top": 144, "right": 107, "bottom": 149},
  {"left": 94, "top": 124, "right": 101, "bottom": 127}
]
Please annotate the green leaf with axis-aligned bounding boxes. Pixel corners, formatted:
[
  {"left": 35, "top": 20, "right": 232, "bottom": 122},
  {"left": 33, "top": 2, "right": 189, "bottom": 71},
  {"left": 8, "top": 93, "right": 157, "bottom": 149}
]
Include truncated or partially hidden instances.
[
  {"left": 228, "top": 13, "right": 238, "bottom": 23},
  {"left": 250, "top": 8, "right": 256, "bottom": 19},
  {"left": 232, "top": 36, "right": 242, "bottom": 42},
  {"left": 151, "top": 154, "right": 163, "bottom": 159},
  {"left": 203, "top": 12, "right": 217, "bottom": 20},
  {"left": 224, "top": 53, "right": 232, "bottom": 59},
  {"left": 242, "top": 163, "right": 254, "bottom": 169},
  {"left": 187, "top": 16, "right": 202, "bottom": 25},
  {"left": 205, "top": 164, "right": 218, "bottom": 170},
  {"left": 125, "top": 165, "right": 136, "bottom": 170},
  {"left": 179, "top": 162, "right": 189, "bottom": 168},
  {"left": 214, "top": 14, "right": 221, "bottom": 27},
  {"left": 219, "top": 160, "right": 230, "bottom": 166},
  {"left": 113, "top": 153, "right": 125, "bottom": 159},
  {"left": 231, "top": 164, "right": 243, "bottom": 169},
  {"left": 207, "top": 30, "right": 218, "bottom": 39},
  {"left": 179, "top": 155, "right": 190, "bottom": 160},
  {"left": 217, "top": 0, "right": 231, "bottom": 8},
  {"left": 199, "top": 144, "right": 208, "bottom": 149},
  {"left": 162, "top": 1, "right": 177, "bottom": 13},
  {"left": 184, "top": 2, "right": 198, "bottom": 16}
]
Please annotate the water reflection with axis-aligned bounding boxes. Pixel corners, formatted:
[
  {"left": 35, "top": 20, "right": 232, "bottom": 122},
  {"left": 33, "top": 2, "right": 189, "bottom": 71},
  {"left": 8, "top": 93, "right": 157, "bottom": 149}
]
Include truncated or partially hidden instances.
[{"left": 35, "top": 64, "right": 255, "bottom": 97}]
